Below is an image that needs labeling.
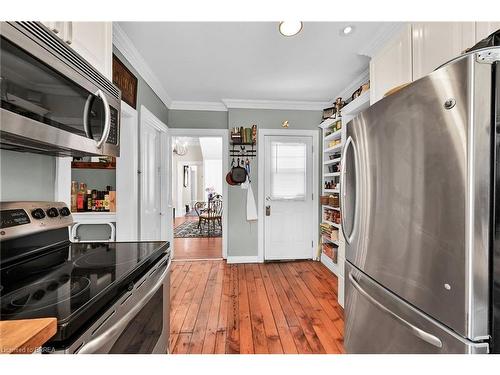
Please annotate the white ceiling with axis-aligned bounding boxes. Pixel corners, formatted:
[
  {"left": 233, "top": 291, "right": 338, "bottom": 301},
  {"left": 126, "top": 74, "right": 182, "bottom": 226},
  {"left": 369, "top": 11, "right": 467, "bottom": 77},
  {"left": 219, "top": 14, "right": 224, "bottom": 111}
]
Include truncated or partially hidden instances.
[{"left": 116, "top": 22, "right": 402, "bottom": 110}]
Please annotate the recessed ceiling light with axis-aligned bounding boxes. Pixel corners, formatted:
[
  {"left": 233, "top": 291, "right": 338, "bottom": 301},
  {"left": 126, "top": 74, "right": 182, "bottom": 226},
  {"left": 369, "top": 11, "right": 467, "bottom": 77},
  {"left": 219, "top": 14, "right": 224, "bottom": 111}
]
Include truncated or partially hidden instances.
[
  {"left": 279, "top": 21, "right": 303, "bottom": 37},
  {"left": 341, "top": 25, "right": 354, "bottom": 36}
]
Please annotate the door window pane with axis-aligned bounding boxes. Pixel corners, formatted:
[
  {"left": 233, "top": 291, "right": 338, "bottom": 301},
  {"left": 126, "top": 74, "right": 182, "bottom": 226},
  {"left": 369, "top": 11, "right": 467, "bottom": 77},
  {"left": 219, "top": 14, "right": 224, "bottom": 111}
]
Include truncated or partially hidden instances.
[{"left": 270, "top": 142, "right": 306, "bottom": 200}]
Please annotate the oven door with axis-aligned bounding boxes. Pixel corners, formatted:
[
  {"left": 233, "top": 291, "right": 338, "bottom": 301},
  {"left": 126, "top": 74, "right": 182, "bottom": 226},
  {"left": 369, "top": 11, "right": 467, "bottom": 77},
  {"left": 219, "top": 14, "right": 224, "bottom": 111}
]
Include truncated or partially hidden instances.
[
  {"left": 0, "top": 22, "right": 120, "bottom": 157},
  {"left": 72, "top": 253, "right": 171, "bottom": 354}
]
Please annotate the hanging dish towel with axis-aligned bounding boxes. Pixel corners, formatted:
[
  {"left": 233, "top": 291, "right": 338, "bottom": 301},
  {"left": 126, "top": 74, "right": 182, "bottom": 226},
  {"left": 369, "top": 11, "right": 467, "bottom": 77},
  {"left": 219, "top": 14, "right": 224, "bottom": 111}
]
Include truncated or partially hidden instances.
[{"left": 241, "top": 176, "right": 258, "bottom": 221}]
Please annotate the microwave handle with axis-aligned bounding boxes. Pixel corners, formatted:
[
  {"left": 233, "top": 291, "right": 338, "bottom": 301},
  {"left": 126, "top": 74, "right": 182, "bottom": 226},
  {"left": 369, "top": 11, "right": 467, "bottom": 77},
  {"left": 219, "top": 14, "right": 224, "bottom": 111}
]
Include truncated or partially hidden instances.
[
  {"left": 96, "top": 90, "right": 111, "bottom": 149},
  {"left": 83, "top": 95, "right": 93, "bottom": 139},
  {"left": 83, "top": 90, "right": 111, "bottom": 149}
]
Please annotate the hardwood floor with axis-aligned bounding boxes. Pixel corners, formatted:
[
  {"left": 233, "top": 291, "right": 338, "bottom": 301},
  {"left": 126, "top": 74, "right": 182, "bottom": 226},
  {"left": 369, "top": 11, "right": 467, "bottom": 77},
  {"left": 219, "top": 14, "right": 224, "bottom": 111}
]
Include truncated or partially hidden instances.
[
  {"left": 174, "top": 216, "right": 222, "bottom": 260},
  {"left": 169, "top": 259, "right": 345, "bottom": 354}
]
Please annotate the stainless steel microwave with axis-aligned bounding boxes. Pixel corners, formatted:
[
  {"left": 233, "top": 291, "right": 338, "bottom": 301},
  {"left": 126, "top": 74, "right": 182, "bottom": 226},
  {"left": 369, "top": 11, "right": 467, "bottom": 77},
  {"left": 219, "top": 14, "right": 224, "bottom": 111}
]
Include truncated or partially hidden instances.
[{"left": 0, "top": 22, "right": 121, "bottom": 157}]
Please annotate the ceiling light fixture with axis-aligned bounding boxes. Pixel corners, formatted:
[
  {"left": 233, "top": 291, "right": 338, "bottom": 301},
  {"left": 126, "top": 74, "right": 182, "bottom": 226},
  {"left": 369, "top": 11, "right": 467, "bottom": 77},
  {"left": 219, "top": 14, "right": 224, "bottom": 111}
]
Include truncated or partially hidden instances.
[
  {"left": 279, "top": 21, "right": 303, "bottom": 37},
  {"left": 341, "top": 25, "right": 354, "bottom": 36},
  {"left": 173, "top": 139, "right": 188, "bottom": 156}
]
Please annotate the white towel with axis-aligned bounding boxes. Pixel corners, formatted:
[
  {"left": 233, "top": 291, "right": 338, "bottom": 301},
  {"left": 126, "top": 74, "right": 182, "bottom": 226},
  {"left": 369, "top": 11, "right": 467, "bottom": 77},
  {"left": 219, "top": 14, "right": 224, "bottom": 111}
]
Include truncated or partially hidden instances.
[{"left": 244, "top": 177, "right": 258, "bottom": 221}]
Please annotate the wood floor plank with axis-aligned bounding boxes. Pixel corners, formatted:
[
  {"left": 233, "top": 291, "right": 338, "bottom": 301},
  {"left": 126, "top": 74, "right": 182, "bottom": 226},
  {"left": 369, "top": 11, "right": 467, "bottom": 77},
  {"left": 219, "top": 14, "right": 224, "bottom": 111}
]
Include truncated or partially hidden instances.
[
  {"left": 271, "top": 263, "right": 326, "bottom": 354},
  {"left": 251, "top": 264, "right": 283, "bottom": 354},
  {"left": 225, "top": 264, "right": 240, "bottom": 354},
  {"left": 169, "top": 260, "right": 344, "bottom": 354},
  {"left": 180, "top": 261, "right": 213, "bottom": 333},
  {"left": 173, "top": 333, "right": 192, "bottom": 354},
  {"left": 189, "top": 261, "right": 220, "bottom": 353},
  {"left": 202, "top": 261, "right": 225, "bottom": 354},
  {"left": 214, "top": 263, "right": 231, "bottom": 354},
  {"left": 281, "top": 263, "right": 343, "bottom": 353},
  {"left": 259, "top": 264, "right": 298, "bottom": 354},
  {"left": 237, "top": 263, "right": 254, "bottom": 353},
  {"left": 245, "top": 264, "right": 270, "bottom": 354},
  {"left": 169, "top": 262, "right": 204, "bottom": 350}
]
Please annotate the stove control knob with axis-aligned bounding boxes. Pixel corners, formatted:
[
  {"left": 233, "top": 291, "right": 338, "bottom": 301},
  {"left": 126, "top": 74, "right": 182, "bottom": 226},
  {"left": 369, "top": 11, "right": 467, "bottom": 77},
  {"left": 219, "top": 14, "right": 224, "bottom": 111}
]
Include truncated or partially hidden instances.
[
  {"left": 59, "top": 207, "right": 71, "bottom": 217},
  {"left": 31, "top": 208, "right": 46, "bottom": 220},
  {"left": 46, "top": 207, "right": 59, "bottom": 218}
]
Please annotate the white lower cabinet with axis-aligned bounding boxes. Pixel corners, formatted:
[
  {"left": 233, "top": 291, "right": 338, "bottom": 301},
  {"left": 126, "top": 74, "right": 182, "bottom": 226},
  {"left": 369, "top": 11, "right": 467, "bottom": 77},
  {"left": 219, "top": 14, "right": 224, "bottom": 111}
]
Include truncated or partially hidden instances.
[
  {"left": 369, "top": 25, "right": 413, "bottom": 104},
  {"left": 475, "top": 22, "right": 500, "bottom": 42},
  {"left": 40, "top": 21, "right": 112, "bottom": 79},
  {"left": 412, "top": 22, "right": 476, "bottom": 80}
]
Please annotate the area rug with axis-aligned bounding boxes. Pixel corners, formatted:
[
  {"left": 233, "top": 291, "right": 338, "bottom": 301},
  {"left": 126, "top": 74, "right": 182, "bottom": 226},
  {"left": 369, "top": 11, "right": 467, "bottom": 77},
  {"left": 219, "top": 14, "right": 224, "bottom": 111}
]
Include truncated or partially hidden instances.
[{"left": 174, "top": 220, "right": 222, "bottom": 238}]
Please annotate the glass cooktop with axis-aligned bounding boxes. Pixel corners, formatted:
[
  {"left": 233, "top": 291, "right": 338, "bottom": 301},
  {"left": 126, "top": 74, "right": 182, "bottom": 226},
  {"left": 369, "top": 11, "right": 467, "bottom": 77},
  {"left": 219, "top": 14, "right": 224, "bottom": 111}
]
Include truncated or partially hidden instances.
[{"left": 0, "top": 241, "right": 169, "bottom": 343}]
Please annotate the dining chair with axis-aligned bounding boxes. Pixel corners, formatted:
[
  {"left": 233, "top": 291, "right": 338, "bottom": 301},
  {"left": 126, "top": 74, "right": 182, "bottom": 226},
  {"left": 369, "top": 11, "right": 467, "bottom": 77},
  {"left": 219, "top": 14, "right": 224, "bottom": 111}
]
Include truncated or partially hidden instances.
[{"left": 199, "top": 195, "right": 223, "bottom": 236}]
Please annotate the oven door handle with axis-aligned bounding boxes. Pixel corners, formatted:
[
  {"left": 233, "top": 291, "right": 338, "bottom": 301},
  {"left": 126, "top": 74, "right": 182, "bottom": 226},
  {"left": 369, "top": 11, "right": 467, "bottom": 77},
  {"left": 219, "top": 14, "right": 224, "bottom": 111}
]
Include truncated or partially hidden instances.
[
  {"left": 77, "top": 256, "right": 171, "bottom": 354},
  {"left": 83, "top": 89, "right": 111, "bottom": 149}
]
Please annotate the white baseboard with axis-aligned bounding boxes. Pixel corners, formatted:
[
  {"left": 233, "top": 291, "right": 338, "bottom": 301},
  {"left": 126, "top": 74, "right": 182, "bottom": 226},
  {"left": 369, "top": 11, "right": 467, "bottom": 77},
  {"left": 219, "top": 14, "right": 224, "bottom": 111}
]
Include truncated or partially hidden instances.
[{"left": 226, "top": 255, "right": 263, "bottom": 264}]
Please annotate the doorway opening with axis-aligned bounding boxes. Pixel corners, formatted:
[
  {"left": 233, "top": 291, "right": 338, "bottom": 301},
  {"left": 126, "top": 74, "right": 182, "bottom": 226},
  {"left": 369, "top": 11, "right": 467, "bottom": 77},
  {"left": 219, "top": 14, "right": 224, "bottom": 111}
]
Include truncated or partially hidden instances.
[{"left": 171, "top": 134, "right": 226, "bottom": 260}]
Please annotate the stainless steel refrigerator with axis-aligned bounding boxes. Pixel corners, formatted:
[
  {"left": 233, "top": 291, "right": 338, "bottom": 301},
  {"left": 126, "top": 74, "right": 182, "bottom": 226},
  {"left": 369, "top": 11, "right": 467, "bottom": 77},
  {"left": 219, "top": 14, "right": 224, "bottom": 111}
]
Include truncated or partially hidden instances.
[{"left": 342, "top": 47, "right": 500, "bottom": 353}]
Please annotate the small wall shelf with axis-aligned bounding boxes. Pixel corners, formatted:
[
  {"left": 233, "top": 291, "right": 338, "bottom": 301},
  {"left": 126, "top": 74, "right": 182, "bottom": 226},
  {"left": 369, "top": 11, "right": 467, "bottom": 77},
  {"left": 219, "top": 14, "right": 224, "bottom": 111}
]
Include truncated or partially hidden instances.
[{"left": 71, "top": 162, "right": 116, "bottom": 170}]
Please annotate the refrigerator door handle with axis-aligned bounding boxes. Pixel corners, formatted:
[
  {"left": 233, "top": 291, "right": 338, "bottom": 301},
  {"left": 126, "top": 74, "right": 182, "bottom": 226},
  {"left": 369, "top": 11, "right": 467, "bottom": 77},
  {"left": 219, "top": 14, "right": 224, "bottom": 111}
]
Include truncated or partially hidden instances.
[
  {"left": 348, "top": 272, "right": 443, "bottom": 349},
  {"left": 340, "top": 136, "right": 358, "bottom": 243}
]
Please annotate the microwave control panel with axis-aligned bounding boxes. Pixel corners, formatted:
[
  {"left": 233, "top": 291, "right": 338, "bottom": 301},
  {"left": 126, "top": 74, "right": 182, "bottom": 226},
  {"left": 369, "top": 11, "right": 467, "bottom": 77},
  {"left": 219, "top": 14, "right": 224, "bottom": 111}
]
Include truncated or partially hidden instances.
[{"left": 106, "top": 107, "right": 119, "bottom": 145}]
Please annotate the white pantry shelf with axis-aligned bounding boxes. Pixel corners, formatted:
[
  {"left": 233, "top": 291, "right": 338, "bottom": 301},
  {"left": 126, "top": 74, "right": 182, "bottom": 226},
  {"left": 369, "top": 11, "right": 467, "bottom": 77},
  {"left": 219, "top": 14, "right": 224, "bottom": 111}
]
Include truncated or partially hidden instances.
[
  {"left": 323, "top": 144, "right": 343, "bottom": 153},
  {"left": 322, "top": 204, "right": 340, "bottom": 211},
  {"left": 322, "top": 220, "right": 341, "bottom": 229},
  {"left": 323, "top": 158, "right": 341, "bottom": 165},
  {"left": 324, "top": 128, "right": 342, "bottom": 142},
  {"left": 342, "top": 90, "right": 370, "bottom": 116}
]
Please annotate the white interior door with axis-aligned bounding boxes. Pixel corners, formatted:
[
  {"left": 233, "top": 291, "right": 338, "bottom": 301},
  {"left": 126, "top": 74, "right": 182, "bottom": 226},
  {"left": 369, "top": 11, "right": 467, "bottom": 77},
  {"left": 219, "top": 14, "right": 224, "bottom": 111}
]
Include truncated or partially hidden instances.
[
  {"left": 264, "top": 136, "right": 313, "bottom": 260},
  {"left": 140, "top": 107, "right": 170, "bottom": 242}
]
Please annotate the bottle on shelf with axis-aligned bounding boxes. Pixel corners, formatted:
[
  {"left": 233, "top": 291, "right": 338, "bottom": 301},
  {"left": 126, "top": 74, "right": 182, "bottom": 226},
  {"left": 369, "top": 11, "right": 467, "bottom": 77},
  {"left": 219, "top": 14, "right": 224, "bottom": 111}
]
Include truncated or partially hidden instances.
[
  {"left": 71, "top": 181, "right": 78, "bottom": 212},
  {"left": 76, "top": 183, "right": 87, "bottom": 212}
]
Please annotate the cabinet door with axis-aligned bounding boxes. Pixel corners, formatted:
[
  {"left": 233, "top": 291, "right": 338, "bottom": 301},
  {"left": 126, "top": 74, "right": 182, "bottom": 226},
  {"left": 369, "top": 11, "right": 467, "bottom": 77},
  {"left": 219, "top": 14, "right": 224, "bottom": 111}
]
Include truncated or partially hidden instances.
[
  {"left": 69, "top": 22, "right": 113, "bottom": 79},
  {"left": 412, "top": 22, "right": 475, "bottom": 80},
  {"left": 370, "top": 25, "right": 413, "bottom": 104},
  {"left": 476, "top": 22, "right": 500, "bottom": 42}
]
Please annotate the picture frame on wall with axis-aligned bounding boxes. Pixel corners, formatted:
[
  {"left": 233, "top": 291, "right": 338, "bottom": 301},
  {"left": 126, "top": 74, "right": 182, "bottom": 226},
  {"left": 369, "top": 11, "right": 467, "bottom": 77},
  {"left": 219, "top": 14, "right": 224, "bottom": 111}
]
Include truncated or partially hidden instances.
[{"left": 112, "top": 54, "right": 138, "bottom": 109}]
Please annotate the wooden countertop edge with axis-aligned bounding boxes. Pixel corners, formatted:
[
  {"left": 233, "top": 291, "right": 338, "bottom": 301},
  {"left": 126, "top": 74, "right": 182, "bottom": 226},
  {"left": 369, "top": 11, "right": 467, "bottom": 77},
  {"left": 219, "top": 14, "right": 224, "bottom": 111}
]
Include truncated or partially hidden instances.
[{"left": 0, "top": 318, "right": 57, "bottom": 354}]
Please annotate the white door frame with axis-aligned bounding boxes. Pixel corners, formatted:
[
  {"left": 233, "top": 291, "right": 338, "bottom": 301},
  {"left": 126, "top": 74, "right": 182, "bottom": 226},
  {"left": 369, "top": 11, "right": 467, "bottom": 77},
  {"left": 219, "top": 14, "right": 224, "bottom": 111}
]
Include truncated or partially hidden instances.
[
  {"left": 116, "top": 101, "right": 139, "bottom": 240},
  {"left": 139, "top": 105, "right": 170, "bottom": 242},
  {"left": 169, "top": 128, "right": 228, "bottom": 260},
  {"left": 257, "top": 129, "right": 319, "bottom": 262}
]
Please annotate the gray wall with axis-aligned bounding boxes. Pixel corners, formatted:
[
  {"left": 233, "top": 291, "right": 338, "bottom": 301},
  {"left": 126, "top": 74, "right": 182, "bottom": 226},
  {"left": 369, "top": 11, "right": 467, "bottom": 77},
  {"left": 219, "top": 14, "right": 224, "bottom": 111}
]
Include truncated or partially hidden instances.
[
  {"left": 168, "top": 110, "right": 227, "bottom": 129},
  {"left": 226, "top": 108, "right": 322, "bottom": 257},
  {"left": 0, "top": 150, "right": 56, "bottom": 201}
]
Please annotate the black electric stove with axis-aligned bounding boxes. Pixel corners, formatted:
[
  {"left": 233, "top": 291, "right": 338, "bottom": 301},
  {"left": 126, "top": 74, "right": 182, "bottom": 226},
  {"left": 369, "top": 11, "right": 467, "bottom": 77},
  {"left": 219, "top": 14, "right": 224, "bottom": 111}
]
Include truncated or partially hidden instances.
[{"left": 0, "top": 201, "right": 170, "bottom": 349}]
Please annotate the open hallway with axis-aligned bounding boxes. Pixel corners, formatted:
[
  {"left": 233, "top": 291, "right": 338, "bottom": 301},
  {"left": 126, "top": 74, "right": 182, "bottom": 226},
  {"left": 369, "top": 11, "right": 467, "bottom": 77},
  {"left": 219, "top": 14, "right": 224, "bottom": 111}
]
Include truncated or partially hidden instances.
[
  {"left": 169, "top": 259, "right": 345, "bottom": 354},
  {"left": 173, "top": 216, "right": 222, "bottom": 260}
]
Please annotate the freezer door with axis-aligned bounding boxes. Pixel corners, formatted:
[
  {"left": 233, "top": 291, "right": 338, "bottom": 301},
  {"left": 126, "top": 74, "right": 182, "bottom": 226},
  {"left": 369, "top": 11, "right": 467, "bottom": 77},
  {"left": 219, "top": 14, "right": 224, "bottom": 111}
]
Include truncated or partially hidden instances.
[
  {"left": 343, "top": 53, "right": 493, "bottom": 340},
  {"left": 345, "top": 262, "right": 489, "bottom": 353}
]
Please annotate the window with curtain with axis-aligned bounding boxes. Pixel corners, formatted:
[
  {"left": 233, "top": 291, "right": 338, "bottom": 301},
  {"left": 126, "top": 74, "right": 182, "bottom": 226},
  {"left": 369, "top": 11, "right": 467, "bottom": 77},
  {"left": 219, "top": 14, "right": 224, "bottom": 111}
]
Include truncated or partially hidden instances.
[{"left": 270, "top": 142, "right": 307, "bottom": 200}]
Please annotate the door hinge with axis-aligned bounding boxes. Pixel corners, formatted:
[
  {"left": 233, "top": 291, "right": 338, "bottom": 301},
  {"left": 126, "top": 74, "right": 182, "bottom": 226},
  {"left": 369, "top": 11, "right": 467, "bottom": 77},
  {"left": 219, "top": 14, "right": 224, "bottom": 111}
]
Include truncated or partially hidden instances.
[{"left": 312, "top": 241, "right": 314, "bottom": 248}]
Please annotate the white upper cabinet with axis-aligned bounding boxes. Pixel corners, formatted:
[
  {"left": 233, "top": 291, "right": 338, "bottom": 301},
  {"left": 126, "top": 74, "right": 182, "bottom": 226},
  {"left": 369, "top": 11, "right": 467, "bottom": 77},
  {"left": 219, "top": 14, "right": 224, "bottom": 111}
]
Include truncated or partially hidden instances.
[
  {"left": 412, "top": 22, "right": 476, "bottom": 80},
  {"left": 370, "top": 25, "right": 413, "bottom": 104},
  {"left": 475, "top": 22, "right": 500, "bottom": 42},
  {"left": 41, "top": 22, "right": 113, "bottom": 80}
]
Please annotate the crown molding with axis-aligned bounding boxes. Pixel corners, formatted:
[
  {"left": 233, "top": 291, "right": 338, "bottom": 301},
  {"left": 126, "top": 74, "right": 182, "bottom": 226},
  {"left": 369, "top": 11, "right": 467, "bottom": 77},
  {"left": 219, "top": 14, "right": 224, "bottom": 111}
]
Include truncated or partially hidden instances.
[
  {"left": 358, "top": 22, "right": 407, "bottom": 58},
  {"left": 169, "top": 101, "right": 228, "bottom": 112},
  {"left": 334, "top": 68, "right": 370, "bottom": 101},
  {"left": 221, "top": 99, "right": 330, "bottom": 111},
  {"left": 113, "top": 24, "right": 172, "bottom": 108}
]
